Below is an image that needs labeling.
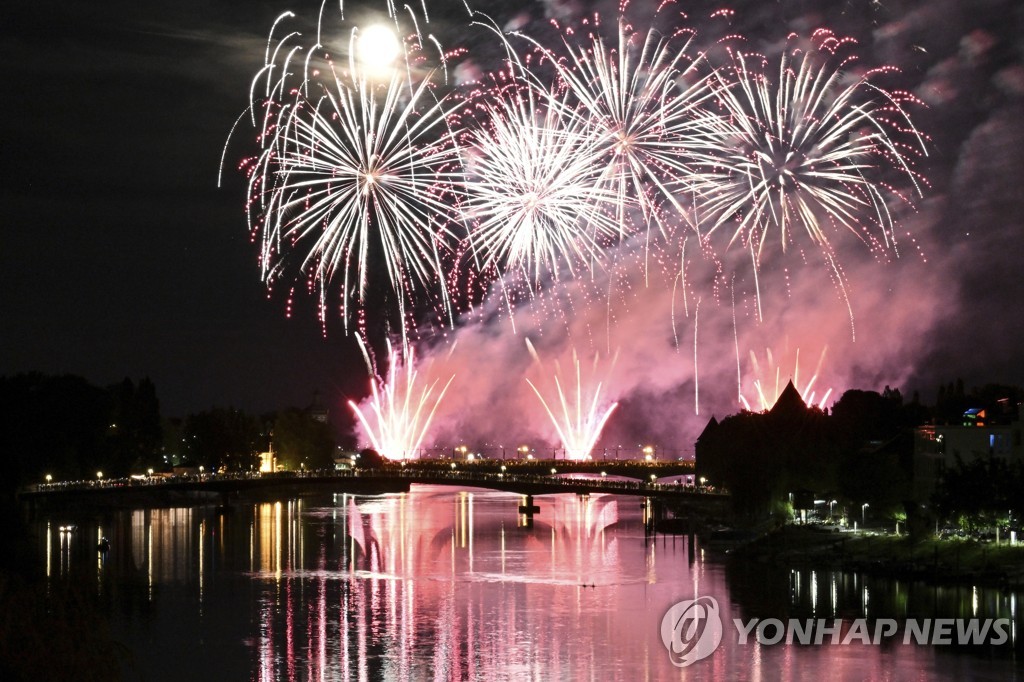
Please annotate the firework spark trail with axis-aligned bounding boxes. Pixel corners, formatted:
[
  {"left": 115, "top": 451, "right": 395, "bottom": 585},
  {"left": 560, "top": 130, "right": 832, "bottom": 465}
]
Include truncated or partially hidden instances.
[
  {"left": 525, "top": 339, "right": 618, "bottom": 460},
  {"left": 529, "top": 16, "right": 720, "bottom": 242},
  {"left": 348, "top": 337, "right": 455, "bottom": 460},
  {"left": 694, "top": 30, "right": 928, "bottom": 260},
  {"left": 738, "top": 345, "right": 832, "bottom": 411}
]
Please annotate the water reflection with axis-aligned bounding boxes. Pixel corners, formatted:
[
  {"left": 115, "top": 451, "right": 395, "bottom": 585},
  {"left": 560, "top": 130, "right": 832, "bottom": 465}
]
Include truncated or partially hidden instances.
[{"left": 34, "top": 487, "right": 1023, "bottom": 681}]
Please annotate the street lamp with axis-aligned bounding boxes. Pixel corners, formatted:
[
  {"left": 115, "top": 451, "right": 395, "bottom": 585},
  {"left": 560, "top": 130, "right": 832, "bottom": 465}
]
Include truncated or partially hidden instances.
[
  {"left": 643, "top": 445, "right": 654, "bottom": 462},
  {"left": 862, "top": 503, "right": 869, "bottom": 527},
  {"left": 97, "top": 471, "right": 103, "bottom": 482},
  {"left": 45, "top": 474, "right": 52, "bottom": 484}
]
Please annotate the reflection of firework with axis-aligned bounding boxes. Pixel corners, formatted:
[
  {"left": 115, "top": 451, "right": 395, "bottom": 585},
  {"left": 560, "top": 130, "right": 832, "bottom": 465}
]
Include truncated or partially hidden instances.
[
  {"left": 738, "top": 345, "right": 833, "bottom": 411},
  {"left": 525, "top": 340, "right": 618, "bottom": 460},
  {"left": 348, "top": 338, "right": 455, "bottom": 460},
  {"left": 696, "top": 30, "right": 927, "bottom": 257},
  {"left": 238, "top": 12, "right": 465, "bottom": 338}
]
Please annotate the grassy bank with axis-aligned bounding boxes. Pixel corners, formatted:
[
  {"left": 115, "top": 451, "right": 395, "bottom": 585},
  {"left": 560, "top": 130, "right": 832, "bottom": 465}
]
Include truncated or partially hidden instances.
[{"left": 730, "top": 525, "right": 1024, "bottom": 589}]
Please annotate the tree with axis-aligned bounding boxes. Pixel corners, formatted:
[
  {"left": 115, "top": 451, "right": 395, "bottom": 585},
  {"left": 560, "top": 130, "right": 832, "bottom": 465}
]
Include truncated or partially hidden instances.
[
  {"left": 355, "top": 448, "right": 386, "bottom": 469},
  {"left": 106, "top": 377, "right": 162, "bottom": 473},
  {"left": 182, "top": 408, "right": 265, "bottom": 471},
  {"left": 933, "top": 454, "right": 1022, "bottom": 531},
  {"left": 272, "top": 409, "right": 335, "bottom": 470},
  {"left": 0, "top": 373, "right": 110, "bottom": 487}
]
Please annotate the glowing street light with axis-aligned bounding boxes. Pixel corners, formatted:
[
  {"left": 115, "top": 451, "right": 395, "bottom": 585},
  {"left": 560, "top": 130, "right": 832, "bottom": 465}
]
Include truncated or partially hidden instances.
[
  {"left": 862, "top": 503, "right": 869, "bottom": 526},
  {"left": 45, "top": 474, "right": 52, "bottom": 484},
  {"left": 96, "top": 471, "right": 103, "bottom": 481},
  {"left": 643, "top": 445, "right": 654, "bottom": 462}
]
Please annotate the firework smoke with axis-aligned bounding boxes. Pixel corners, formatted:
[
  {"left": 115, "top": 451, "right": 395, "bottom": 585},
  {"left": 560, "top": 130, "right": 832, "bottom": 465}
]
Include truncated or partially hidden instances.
[{"left": 230, "top": 3, "right": 942, "bottom": 452}]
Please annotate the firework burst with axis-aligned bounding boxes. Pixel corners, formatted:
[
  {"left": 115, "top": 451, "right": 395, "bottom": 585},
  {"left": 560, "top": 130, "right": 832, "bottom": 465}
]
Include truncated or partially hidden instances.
[
  {"left": 462, "top": 81, "right": 626, "bottom": 284},
  {"left": 537, "top": 15, "right": 719, "bottom": 240},
  {"left": 239, "top": 12, "right": 466, "bottom": 339},
  {"left": 694, "top": 30, "right": 928, "bottom": 258}
]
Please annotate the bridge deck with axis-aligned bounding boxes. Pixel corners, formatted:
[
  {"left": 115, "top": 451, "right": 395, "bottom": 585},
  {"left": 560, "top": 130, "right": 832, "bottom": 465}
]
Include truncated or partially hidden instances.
[{"left": 20, "top": 467, "right": 726, "bottom": 510}]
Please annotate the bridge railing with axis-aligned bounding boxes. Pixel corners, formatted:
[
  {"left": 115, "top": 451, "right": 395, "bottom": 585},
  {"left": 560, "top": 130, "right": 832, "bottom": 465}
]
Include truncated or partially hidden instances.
[{"left": 25, "top": 465, "right": 724, "bottom": 498}]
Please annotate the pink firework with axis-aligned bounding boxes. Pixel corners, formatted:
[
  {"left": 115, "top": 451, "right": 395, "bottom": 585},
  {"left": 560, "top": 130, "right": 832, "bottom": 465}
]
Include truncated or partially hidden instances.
[
  {"left": 738, "top": 344, "right": 834, "bottom": 412},
  {"left": 349, "top": 338, "right": 455, "bottom": 460},
  {"left": 525, "top": 340, "right": 618, "bottom": 460}
]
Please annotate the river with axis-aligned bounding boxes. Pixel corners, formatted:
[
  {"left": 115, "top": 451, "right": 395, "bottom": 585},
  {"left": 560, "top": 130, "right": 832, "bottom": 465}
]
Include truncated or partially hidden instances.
[{"left": 31, "top": 485, "right": 1022, "bottom": 680}]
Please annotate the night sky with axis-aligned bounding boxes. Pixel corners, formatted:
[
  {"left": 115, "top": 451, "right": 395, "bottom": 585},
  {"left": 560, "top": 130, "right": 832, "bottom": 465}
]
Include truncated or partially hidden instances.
[{"left": 3, "top": 0, "right": 1023, "bottom": 444}]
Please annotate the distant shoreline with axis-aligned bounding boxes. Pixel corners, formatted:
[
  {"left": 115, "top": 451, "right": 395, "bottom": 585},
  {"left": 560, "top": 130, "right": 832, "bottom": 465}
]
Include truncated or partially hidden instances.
[{"left": 727, "top": 526, "right": 1024, "bottom": 590}]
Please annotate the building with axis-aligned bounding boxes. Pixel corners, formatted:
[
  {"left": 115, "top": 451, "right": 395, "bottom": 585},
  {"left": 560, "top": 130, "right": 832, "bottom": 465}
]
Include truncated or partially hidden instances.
[{"left": 913, "top": 410, "right": 1023, "bottom": 501}]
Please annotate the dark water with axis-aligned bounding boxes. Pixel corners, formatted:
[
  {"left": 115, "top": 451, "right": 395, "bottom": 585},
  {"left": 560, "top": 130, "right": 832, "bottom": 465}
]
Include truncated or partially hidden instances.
[{"left": 33, "top": 486, "right": 1022, "bottom": 680}]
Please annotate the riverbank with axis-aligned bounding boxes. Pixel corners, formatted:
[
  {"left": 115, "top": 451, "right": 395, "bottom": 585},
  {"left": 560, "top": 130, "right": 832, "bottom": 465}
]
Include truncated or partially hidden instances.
[{"left": 728, "top": 525, "right": 1024, "bottom": 589}]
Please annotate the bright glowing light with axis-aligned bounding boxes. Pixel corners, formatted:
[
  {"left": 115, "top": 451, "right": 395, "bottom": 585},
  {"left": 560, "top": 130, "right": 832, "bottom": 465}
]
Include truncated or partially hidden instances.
[
  {"left": 349, "top": 337, "right": 454, "bottom": 460},
  {"left": 356, "top": 24, "right": 402, "bottom": 78},
  {"left": 525, "top": 340, "right": 618, "bottom": 461},
  {"left": 227, "top": 10, "right": 931, "bottom": 444}
]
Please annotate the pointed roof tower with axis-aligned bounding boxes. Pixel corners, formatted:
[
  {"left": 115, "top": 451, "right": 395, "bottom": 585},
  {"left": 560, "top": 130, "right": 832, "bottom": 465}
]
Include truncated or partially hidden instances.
[
  {"left": 696, "top": 415, "right": 719, "bottom": 443},
  {"left": 769, "top": 380, "right": 807, "bottom": 418}
]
